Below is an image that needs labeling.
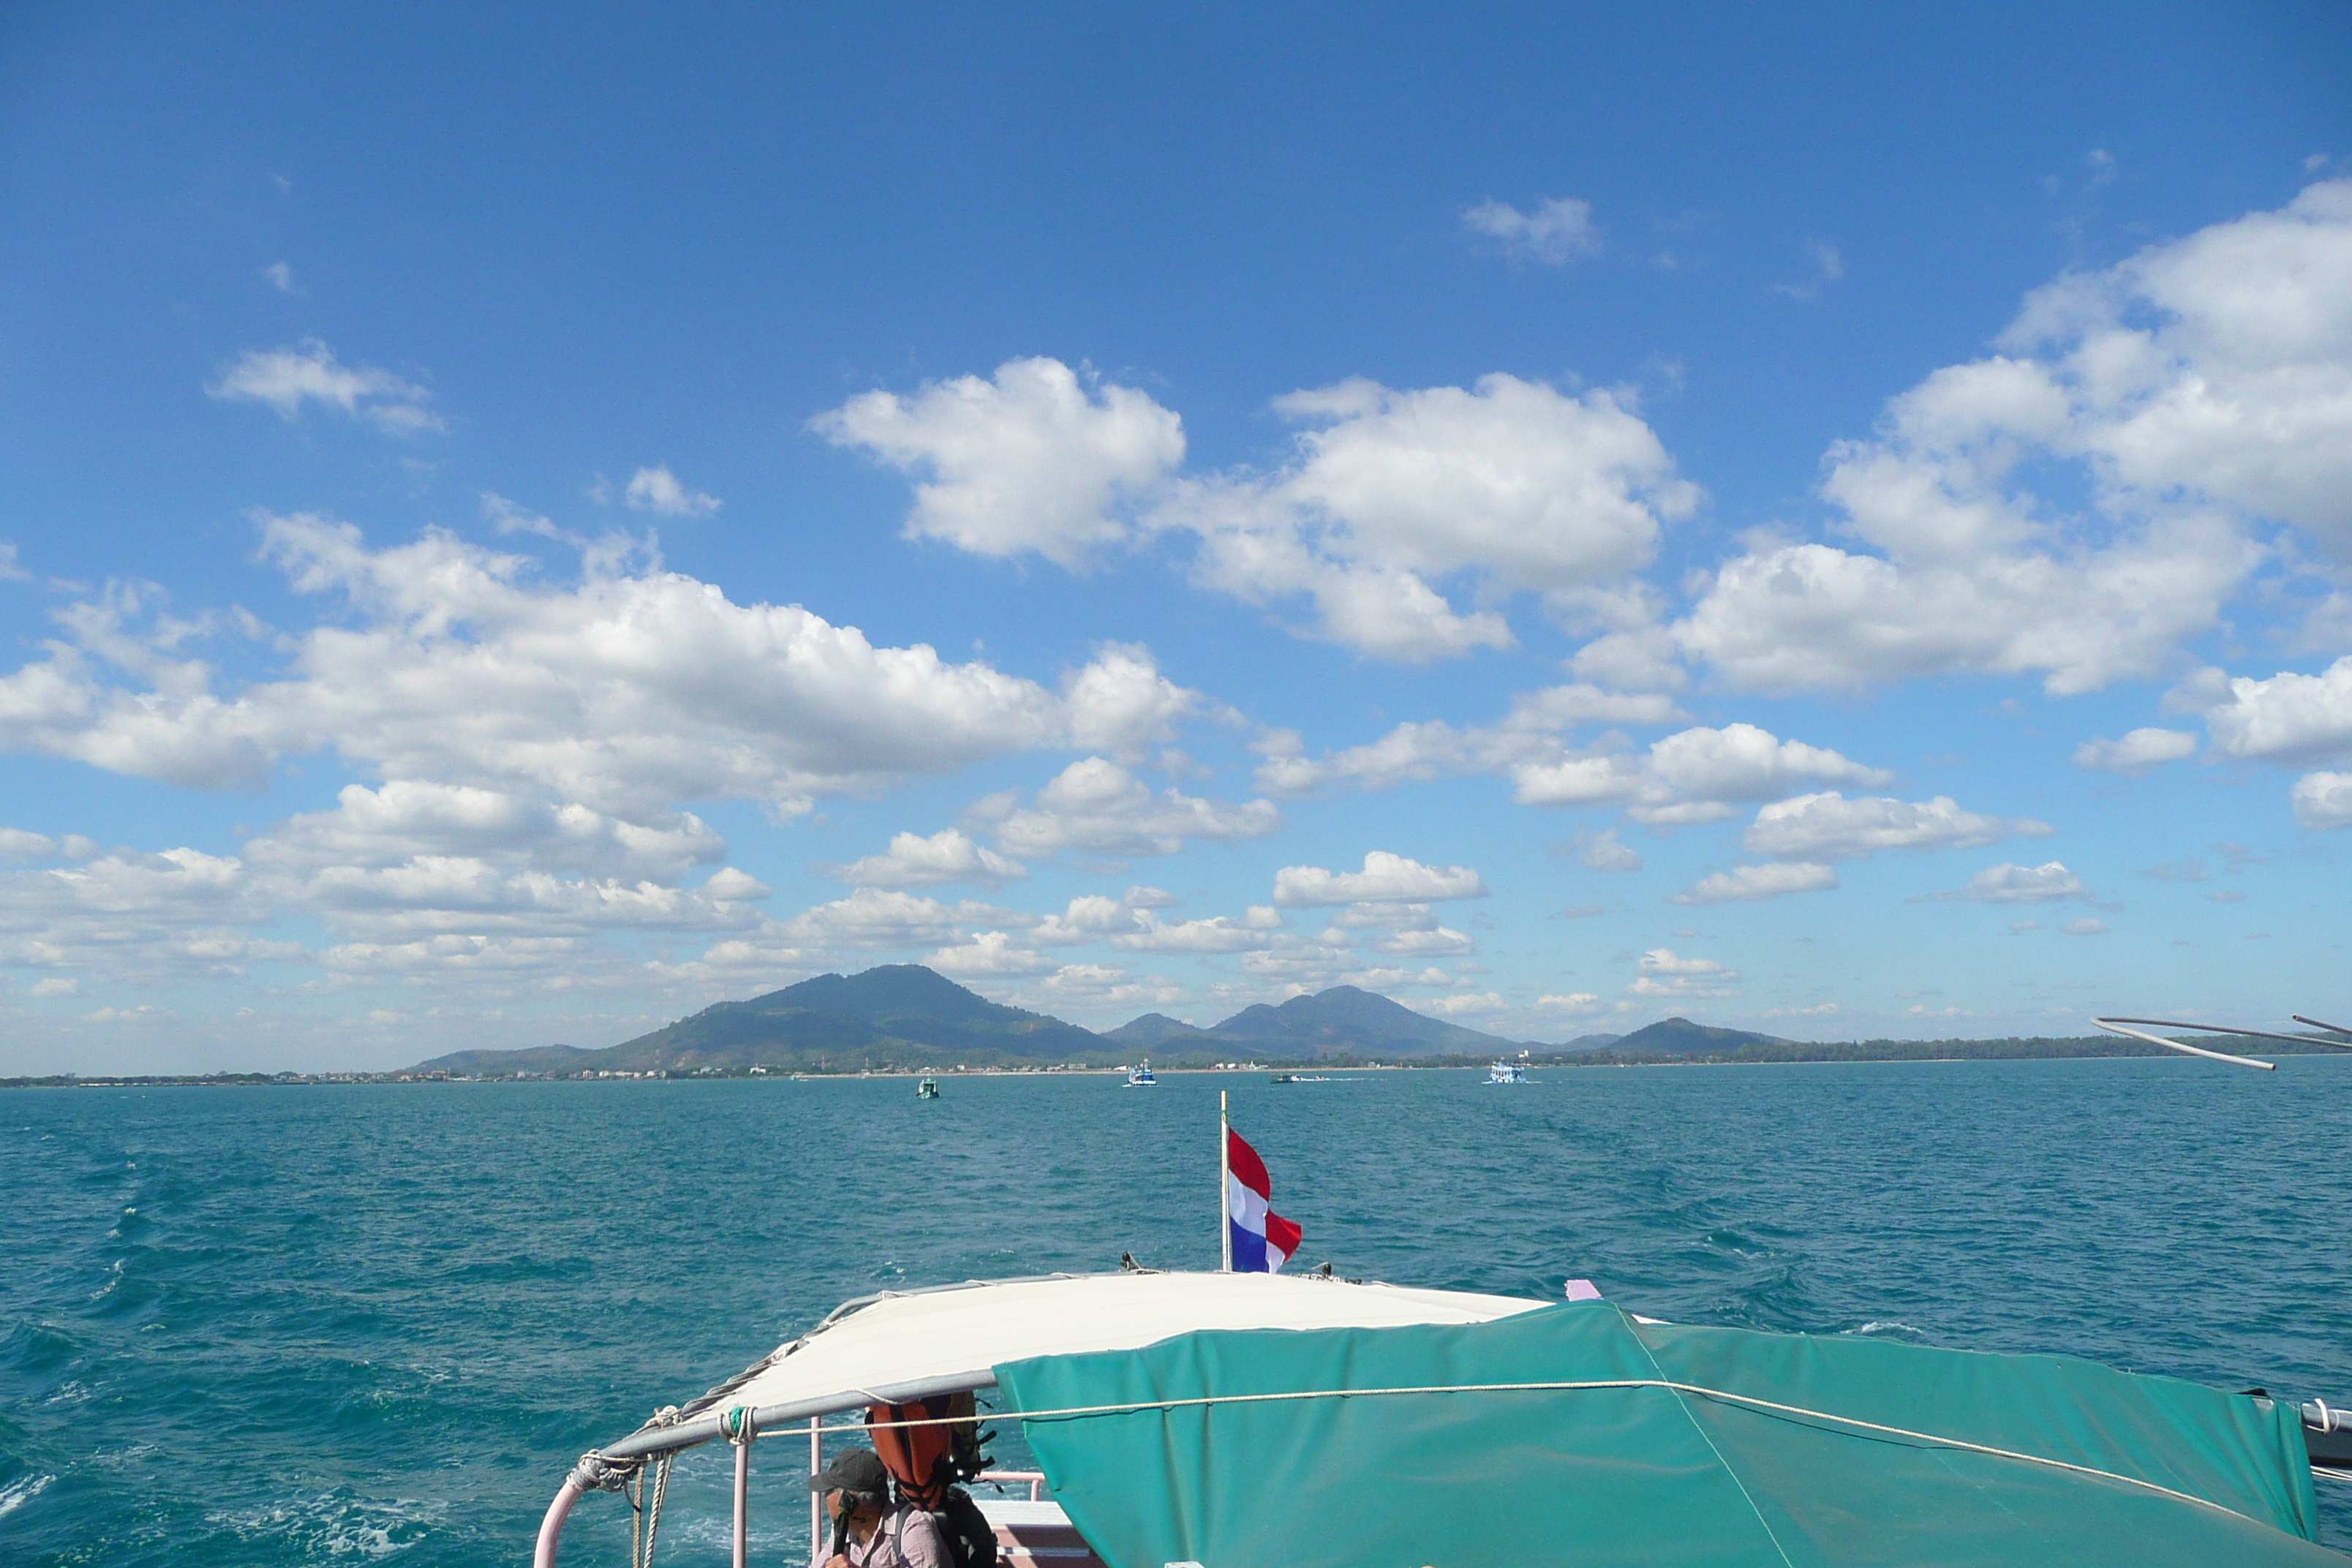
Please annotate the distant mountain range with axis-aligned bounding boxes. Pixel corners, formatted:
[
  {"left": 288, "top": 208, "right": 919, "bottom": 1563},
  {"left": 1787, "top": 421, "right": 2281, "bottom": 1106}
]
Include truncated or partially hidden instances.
[
  {"left": 407, "top": 965, "right": 1583, "bottom": 1076},
  {"left": 1101, "top": 984, "right": 1533, "bottom": 1059},
  {"left": 397, "top": 965, "right": 2305, "bottom": 1077}
]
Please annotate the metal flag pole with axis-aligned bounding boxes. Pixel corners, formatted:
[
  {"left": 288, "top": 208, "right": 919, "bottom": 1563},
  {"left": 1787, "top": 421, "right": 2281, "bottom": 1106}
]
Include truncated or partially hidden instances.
[{"left": 1218, "top": 1090, "right": 1232, "bottom": 1273}]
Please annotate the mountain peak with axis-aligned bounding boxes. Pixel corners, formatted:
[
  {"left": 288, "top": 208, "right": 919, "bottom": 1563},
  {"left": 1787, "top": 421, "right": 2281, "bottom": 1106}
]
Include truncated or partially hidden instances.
[
  {"left": 1202, "top": 984, "right": 1522, "bottom": 1058},
  {"left": 1608, "top": 1017, "right": 1789, "bottom": 1055}
]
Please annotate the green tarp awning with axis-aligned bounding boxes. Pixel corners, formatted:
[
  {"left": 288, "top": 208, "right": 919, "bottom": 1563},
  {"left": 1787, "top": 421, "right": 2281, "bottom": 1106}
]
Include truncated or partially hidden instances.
[{"left": 995, "top": 1302, "right": 2335, "bottom": 1568}]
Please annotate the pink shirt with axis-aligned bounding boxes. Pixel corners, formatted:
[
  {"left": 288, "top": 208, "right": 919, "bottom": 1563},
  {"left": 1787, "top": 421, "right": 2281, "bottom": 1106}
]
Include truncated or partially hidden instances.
[{"left": 845, "top": 1505, "right": 949, "bottom": 1568}]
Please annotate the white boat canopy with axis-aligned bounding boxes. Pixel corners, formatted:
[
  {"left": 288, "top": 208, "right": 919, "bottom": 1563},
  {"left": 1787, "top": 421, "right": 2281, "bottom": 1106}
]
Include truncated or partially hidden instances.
[
  {"left": 536, "top": 1271, "right": 1552, "bottom": 1567},
  {"left": 738, "top": 1271, "right": 1539, "bottom": 1411},
  {"left": 608, "top": 1270, "right": 1548, "bottom": 1463}
]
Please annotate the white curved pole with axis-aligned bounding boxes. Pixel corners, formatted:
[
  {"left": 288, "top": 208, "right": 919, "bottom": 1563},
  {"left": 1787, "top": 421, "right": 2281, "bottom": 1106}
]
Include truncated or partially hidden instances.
[
  {"left": 2093, "top": 1019, "right": 2274, "bottom": 1070},
  {"left": 532, "top": 1475, "right": 585, "bottom": 1568}
]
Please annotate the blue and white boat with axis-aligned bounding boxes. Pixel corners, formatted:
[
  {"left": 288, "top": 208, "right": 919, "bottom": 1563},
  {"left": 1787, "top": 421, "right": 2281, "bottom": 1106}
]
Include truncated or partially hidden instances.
[
  {"left": 1123, "top": 1061, "right": 1156, "bottom": 1088},
  {"left": 1487, "top": 1058, "right": 1527, "bottom": 1084}
]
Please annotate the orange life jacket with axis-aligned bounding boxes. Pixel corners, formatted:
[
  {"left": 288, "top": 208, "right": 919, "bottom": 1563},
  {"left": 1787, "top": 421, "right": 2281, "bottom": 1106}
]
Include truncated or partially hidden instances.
[{"left": 864, "top": 1391, "right": 977, "bottom": 1509}]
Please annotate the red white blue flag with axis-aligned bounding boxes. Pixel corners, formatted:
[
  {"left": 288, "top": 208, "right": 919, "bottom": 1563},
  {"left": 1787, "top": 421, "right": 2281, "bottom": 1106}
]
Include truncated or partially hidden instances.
[{"left": 1225, "top": 1126, "right": 1303, "bottom": 1273}]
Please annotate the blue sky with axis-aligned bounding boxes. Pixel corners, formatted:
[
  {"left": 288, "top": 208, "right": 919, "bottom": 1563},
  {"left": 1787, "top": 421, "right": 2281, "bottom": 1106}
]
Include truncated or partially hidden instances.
[{"left": 3, "top": 3, "right": 2348, "bottom": 1071}]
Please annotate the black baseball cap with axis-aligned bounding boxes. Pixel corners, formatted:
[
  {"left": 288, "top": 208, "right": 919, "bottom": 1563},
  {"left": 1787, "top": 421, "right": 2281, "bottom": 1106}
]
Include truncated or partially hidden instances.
[{"left": 809, "top": 1447, "right": 892, "bottom": 1501}]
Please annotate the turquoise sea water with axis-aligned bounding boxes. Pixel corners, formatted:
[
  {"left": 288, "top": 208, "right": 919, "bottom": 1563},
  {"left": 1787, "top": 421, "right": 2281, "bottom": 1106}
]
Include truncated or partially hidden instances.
[{"left": 4, "top": 1057, "right": 2348, "bottom": 1564}]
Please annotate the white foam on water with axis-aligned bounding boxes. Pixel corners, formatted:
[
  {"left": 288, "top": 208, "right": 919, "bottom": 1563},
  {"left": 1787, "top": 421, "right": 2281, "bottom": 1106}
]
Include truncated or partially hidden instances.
[
  {"left": 206, "top": 1493, "right": 447, "bottom": 1559},
  {"left": 0, "top": 1474, "right": 53, "bottom": 1518}
]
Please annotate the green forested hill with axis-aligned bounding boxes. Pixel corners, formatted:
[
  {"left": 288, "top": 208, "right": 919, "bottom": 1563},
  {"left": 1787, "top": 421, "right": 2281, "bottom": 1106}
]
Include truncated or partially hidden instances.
[{"left": 410, "top": 965, "right": 1109, "bottom": 1074}]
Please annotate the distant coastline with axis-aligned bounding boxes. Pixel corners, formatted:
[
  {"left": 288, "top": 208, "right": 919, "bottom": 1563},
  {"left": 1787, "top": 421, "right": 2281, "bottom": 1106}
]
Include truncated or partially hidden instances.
[
  {"left": 18, "top": 960, "right": 2345, "bottom": 1085},
  {"left": 10, "top": 1030, "right": 2345, "bottom": 1091}
]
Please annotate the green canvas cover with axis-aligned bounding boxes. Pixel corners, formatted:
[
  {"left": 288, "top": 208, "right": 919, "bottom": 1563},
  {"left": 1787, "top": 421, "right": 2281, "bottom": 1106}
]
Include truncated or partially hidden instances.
[{"left": 995, "top": 1302, "right": 2336, "bottom": 1568}]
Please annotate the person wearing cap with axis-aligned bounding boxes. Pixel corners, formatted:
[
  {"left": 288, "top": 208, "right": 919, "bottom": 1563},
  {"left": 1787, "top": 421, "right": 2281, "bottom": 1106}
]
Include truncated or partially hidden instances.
[{"left": 810, "top": 1447, "right": 949, "bottom": 1568}]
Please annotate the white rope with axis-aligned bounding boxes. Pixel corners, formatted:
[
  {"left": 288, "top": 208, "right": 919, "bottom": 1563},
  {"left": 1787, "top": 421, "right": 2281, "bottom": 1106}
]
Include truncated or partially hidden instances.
[
  {"left": 634, "top": 1452, "right": 673, "bottom": 1568},
  {"left": 861, "top": 1379, "right": 2283, "bottom": 1531},
  {"left": 1629, "top": 1335, "right": 1797, "bottom": 1568}
]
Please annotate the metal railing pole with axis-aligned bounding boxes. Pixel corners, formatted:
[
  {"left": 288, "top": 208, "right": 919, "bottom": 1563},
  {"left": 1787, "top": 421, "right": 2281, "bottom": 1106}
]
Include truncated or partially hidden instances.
[
  {"left": 734, "top": 1427, "right": 752, "bottom": 1568},
  {"left": 808, "top": 1417, "right": 823, "bottom": 1567}
]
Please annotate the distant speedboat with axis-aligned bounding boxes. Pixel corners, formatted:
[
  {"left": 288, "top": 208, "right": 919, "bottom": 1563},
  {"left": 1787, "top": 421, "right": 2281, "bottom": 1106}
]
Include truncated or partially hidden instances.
[
  {"left": 1488, "top": 1059, "right": 1528, "bottom": 1085},
  {"left": 916, "top": 1076, "right": 941, "bottom": 1099},
  {"left": 1124, "top": 1061, "right": 1157, "bottom": 1088}
]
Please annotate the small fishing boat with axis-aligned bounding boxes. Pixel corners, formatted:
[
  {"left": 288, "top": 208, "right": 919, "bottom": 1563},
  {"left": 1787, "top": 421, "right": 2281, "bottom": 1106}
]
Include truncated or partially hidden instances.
[
  {"left": 915, "top": 1076, "right": 940, "bottom": 1099},
  {"left": 1123, "top": 1061, "right": 1156, "bottom": 1088}
]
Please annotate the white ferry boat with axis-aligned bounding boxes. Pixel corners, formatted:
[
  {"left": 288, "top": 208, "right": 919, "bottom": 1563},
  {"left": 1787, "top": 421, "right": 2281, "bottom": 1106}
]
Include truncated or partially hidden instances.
[{"left": 1488, "top": 1057, "right": 1528, "bottom": 1083}]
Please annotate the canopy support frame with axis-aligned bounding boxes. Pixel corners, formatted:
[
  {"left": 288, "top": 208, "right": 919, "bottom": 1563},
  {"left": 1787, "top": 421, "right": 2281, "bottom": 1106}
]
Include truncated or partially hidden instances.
[{"left": 531, "top": 1373, "right": 997, "bottom": 1568}]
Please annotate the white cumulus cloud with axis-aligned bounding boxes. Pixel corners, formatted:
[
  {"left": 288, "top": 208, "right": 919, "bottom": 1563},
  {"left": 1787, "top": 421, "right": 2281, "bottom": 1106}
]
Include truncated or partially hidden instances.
[
  {"left": 1413, "top": 990, "right": 1510, "bottom": 1017},
  {"left": 977, "top": 758, "right": 1278, "bottom": 861},
  {"left": 0, "top": 516, "right": 1200, "bottom": 813},
  {"left": 1512, "top": 723, "right": 1890, "bottom": 823},
  {"left": 0, "top": 829, "right": 98, "bottom": 862},
  {"left": 1253, "top": 684, "right": 1683, "bottom": 796},
  {"left": 1678, "top": 181, "right": 2352, "bottom": 695},
  {"left": 1640, "top": 948, "right": 1730, "bottom": 976},
  {"left": 1931, "top": 862, "right": 2090, "bottom": 904},
  {"left": 1742, "top": 792, "right": 2040, "bottom": 861},
  {"left": 1564, "top": 828, "right": 1642, "bottom": 872},
  {"left": 813, "top": 357, "right": 1185, "bottom": 568},
  {"left": 1460, "top": 196, "right": 1602, "bottom": 265},
  {"left": 824, "top": 358, "right": 1699, "bottom": 663},
  {"left": 2200, "top": 655, "right": 2352, "bottom": 765},
  {"left": 927, "top": 930, "right": 1057, "bottom": 977},
  {"left": 2291, "top": 771, "right": 2352, "bottom": 829},
  {"left": 778, "top": 889, "right": 1021, "bottom": 951},
  {"left": 208, "top": 339, "right": 443, "bottom": 435},
  {"left": 622, "top": 466, "right": 722, "bottom": 517},
  {"left": 1537, "top": 992, "right": 1603, "bottom": 1012},
  {"left": 2073, "top": 728, "right": 2199, "bottom": 774},
  {"left": 1627, "top": 948, "right": 1742, "bottom": 996},
  {"left": 1110, "top": 906, "right": 1286, "bottom": 954},
  {"left": 1271, "top": 851, "right": 1488, "bottom": 908},
  {"left": 1164, "top": 373, "right": 1700, "bottom": 662},
  {"left": 1668, "top": 863, "right": 1839, "bottom": 905},
  {"left": 825, "top": 829, "right": 1027, "bottom": 889}
]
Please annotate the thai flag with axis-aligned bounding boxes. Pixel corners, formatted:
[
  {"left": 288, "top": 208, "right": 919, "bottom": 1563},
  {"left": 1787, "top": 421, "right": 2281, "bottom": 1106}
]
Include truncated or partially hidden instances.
[{"left": 1226, "top": 1126, "right": 1303, "bottom": 1273}]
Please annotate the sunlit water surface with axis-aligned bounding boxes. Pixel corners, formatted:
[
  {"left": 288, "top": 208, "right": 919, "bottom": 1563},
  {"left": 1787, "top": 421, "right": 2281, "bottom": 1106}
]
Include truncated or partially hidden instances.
[{"left": 4, "top": 1057, "right": 2348, "bottom": 1563}]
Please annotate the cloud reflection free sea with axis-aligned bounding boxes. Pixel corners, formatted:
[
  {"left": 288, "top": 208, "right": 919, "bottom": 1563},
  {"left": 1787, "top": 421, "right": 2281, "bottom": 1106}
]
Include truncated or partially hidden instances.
[{"left": 3, "top": 1057, "right": 2348, "bottom": 1564}]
